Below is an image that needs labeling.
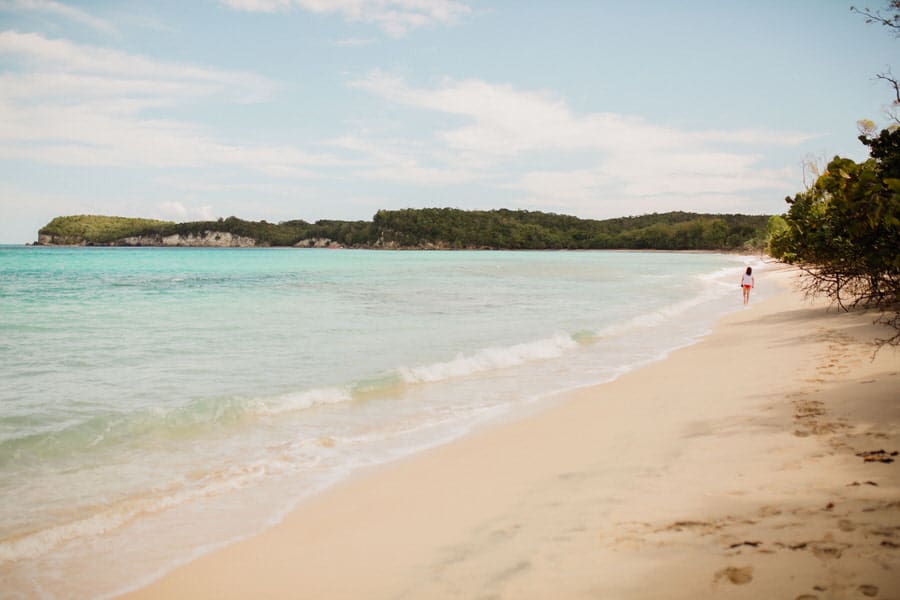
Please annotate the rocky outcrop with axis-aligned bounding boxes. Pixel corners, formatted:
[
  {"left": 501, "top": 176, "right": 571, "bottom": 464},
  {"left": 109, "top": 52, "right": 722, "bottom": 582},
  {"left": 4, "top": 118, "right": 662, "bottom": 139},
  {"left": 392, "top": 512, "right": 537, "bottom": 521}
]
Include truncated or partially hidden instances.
[
  {"left": 35, "top": 230, "right": 481, "bottom": 249},
  {"left": 36, "top": 231, "right": 260, "bottom": 247},
  {"left": 293, "top": 238, "right": 342, "bottom": 249},
  {"left": 36, "top": 234, "right": 61, "bottom": 245},
  {"left": 367, "top": 237, "right": 470, "bottom": 250},
  {"left": 117, "top": 231, "right": 259, "bottom": 247},
  {"left": 372, "top": 239, "right": 401, "bottom": 249}
]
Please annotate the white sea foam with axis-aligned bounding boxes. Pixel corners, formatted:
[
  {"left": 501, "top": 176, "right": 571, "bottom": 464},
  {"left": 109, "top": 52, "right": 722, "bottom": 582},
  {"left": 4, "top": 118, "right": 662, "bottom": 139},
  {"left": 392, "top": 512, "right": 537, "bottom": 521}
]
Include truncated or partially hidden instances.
[
  {"left": 697, "top": 254, "right": 769, "bottom": 284},
  {"left": 397, "top": 333, "right": 578, "bottom": 384},
  {"left": 254, "top": 387, "right": 353, "bottom": 416},
  {"left": 0, "top": 457, "right": 302, "bottom": 563},
  {"left": 595, "top": 289, "right": 717, "bottom": 339}
]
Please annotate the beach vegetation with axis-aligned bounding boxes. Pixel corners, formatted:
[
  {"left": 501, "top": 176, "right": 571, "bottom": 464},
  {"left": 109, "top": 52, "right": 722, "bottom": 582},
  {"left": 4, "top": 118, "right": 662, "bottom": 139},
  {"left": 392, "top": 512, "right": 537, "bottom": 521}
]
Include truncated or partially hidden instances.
[
  {"left": 766, "top": 215, "right": 790, "bottom": 257},
  {"left": 771, "top": 127, "right": 900, "bottom": 344},
  {"left": 771, "top": 3, "right": 900, "bottom": 344}
]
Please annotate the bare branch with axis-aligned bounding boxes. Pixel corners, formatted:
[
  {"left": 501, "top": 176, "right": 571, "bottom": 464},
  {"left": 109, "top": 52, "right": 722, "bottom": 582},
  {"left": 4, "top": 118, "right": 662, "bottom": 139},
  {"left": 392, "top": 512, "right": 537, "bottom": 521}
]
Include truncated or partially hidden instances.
[
  {"left": 851, "top": 4, "right": 900, "bottom": 34},
  {"left": 875, "top": 311, "right": 900, "bottom": 347},
  {"left": 875, "top": 70, "right": 900, "bottom": 103}
]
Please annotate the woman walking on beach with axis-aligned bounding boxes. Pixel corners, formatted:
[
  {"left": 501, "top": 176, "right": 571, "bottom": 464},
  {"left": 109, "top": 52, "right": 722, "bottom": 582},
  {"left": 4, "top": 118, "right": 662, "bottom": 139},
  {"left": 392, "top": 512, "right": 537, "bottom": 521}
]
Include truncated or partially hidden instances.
[{"left": 741, "top": 266, "right": 754, "bottom": 305}]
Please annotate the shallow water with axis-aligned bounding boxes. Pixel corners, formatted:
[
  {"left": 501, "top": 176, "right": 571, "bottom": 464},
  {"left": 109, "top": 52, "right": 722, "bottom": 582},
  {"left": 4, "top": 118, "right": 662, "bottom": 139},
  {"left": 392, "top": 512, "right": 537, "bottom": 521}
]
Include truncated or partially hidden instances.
[{"left": 0, "top": 247, "right": 769, "bottom": 598}]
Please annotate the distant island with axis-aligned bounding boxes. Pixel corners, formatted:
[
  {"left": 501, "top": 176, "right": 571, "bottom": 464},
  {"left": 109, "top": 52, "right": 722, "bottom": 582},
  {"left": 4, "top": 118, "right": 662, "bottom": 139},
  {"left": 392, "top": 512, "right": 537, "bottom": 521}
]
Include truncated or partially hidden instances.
[{"left": 35, "top": 209, "right": 770, "bottom": 251}]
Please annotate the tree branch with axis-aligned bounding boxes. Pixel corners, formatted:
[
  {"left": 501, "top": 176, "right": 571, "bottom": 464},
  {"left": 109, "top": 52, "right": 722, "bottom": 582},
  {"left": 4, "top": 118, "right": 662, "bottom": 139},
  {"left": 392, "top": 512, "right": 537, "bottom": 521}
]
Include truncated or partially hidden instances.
[
  {"left": 876, "top": 71, "right": 900, "bottom": 104},
  {"left": 851, "top": 4, "right": 900, "bottom": 34}
]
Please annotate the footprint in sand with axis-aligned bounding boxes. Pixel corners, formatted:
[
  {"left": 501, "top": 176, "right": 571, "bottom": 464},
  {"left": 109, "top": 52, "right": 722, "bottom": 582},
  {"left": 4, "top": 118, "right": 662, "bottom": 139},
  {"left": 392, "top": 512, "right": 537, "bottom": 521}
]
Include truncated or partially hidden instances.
[
  {"left": 856, "top": 449, "right": 898, "bottom": 463},
  {"left": 858, "top": 584, "right": 879, "bottom": 597},
  {"left": 714, "top": 566, "right": 753, "bottom": 585},
  {"left": 838, "top": 519, "right": 856, "bottom": 532},
  {"left": 810, "top": 541, "right": 852, "bottom": 559},
  {"left": 727, "top": 540, "right": 762, "bottom": 549}
]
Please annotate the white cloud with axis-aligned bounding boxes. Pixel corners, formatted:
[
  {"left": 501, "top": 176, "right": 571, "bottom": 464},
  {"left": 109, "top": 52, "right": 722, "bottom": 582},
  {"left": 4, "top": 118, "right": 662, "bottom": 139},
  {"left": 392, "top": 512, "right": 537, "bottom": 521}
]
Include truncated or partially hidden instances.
[
  {"left": 0, "top": 32, "right": 342, "bottom": 174},
  {"left": 334, "top": 37, "right": 376, "bottom": 47},
  {"left": 157, "top": 201, "right": 214, "bottom": 222},
  {"left": 691, "top": 129, "right": 818, "bottom": 147},
  {"left": 349, "top": 71, "right": 811, "bottom": 215},
  {"left": 351, "top": 71, "right": 814, "bottom": 157},
  {"left": 221, "top": 0, "right": 471, "bottom": 36},
  {"left": 330, "top": 133, "right": 481, "bottom": 185},
  {"left": 220, "top": 0, "right": 291, "bottom": 11},
  {"left": 0, "top": 31, "right": 275, "bottom": 103},
  {"left": 0, "top": 101, "right": 342, "bottom": 171},
  {"left": 154, "top": 175, "right": 313, "bottom": 195},
  {"left": 0, "top": 0, "right": 118, "bottom": 35}
]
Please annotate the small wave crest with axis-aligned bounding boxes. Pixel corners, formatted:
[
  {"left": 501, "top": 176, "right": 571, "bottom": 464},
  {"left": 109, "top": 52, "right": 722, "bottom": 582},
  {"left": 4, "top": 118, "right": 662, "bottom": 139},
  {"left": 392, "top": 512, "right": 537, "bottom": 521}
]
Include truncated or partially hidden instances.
[
  {"left": 397, "top": 334, "right": 578, "bottom": 384},
  {"left": 594, "top": 284, "right": 726, "bottom": 339},
  {"left": 0, "top": 387, "right": 354, "bottom": 465},
  {"left": 253, "top": 387, "right": 352, "bottom": 416},
  {"left": 697, "top": 255, "right": 769, "bottom": 285}
]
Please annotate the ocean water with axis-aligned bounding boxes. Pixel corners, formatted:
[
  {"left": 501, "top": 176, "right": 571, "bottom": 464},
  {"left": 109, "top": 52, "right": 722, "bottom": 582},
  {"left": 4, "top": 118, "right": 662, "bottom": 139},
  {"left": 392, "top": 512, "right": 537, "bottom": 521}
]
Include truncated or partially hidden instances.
[{"left": 0, "top": 247, "right": 770, "bottom": 598}]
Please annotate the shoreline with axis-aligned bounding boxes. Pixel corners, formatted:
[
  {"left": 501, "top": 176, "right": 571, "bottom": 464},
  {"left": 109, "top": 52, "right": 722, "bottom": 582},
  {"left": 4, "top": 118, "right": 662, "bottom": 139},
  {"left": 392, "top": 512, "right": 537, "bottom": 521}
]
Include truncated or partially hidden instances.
[
  {"left": 122, "top": 268, "right": 899, "bottom": 599},
  {"left": 18, "top": 243, "right": 761, "bottom": 255}
]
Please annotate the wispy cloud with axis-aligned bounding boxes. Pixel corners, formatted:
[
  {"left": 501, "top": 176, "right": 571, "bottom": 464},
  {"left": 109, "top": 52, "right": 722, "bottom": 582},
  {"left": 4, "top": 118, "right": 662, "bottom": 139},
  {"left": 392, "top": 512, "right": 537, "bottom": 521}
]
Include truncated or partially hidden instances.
[
  {"left": 157, "top": 200, "right": 214, "bottom": 222},
  {"left": 351, "top": 70, "right": 816, "bottom": 156},
  {"left": 334, "top": 37, "right": 376, "bottom": 47},
  {"left": 221, "top": 0, "right": 471, "bottom": 37},
  {"left": 154, "top": 175, "right": 315, "bottom": 195},
  {"left": 0, "top": 32, "right": 341, "bottom": 174},
  {"left": 0, "top": 0, "right": 118, "bottom": 35},
  {"left": 0, "top": 31, "right": 275, "bottom": 103},
  {"left": 348, "top": 71, "right": 813, "bottom": 215},
  {"left": 330, "top": 134, "right": 480, "bottom": 185}
]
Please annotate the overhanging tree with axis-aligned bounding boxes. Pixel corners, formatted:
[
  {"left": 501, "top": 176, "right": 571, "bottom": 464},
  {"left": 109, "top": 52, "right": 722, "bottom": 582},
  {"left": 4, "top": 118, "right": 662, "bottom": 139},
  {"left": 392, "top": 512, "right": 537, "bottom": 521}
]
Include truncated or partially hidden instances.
[
  {"left": 771, "top": 128, "right": 900, "bottom": 344},
  {"left": 770, "top": 3, "right": 900, "bottom": 345}
]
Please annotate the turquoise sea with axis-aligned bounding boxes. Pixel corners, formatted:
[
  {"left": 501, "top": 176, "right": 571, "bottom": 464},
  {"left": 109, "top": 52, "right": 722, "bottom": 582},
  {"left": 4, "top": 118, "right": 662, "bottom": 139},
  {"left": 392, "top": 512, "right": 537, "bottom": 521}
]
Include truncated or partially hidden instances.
[{"left": 0, "top": 247, "right": 770, "bottom": 598}]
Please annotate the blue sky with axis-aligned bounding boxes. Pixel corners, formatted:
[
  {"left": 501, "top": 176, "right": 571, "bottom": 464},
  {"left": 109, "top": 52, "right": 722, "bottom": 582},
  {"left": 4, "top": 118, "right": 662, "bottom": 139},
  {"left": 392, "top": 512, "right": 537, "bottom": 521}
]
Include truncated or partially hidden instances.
[{"left": 0, "top": 0, "right": 897, "bottom": 242}]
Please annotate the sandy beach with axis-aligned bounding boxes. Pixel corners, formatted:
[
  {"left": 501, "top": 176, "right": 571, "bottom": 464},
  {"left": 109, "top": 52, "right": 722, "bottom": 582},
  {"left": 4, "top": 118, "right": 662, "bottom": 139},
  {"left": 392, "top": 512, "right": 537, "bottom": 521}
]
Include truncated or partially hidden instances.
[{"left": 122, "top": 267, "right": 899, "bottom": 600}]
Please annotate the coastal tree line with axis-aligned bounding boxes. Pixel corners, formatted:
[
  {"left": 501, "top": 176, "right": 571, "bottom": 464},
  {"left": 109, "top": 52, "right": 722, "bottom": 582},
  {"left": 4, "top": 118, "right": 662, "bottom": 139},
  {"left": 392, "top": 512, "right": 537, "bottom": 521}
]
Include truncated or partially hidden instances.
[{"left": 38, "top": 210, "right": 770, "bottom": 251}]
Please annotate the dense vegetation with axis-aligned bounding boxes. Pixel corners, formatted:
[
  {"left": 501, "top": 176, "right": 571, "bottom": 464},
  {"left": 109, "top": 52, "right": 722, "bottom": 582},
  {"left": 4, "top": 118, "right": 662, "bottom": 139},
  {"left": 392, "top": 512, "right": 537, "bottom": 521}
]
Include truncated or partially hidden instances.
[
  {"left": 768, "top": 2, "right": 900, "bottom": 345},
  {"left": 38, "top": 215, "right": 174, "bottom": 245},
  {"left": 39, "top": 210, "right": 770, "bottom": 251},
  {"left": 371, "top": 209, "right": 767, "bottom": 250},
  {"left": 769, "top": 128, "right": 900, "bottom": 344}
]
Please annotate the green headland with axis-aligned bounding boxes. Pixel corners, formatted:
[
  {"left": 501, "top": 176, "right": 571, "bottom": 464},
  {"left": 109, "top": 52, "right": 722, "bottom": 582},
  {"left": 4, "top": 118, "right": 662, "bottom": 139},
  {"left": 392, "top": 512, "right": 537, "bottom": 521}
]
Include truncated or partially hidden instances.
[{"left": 37, "top": 209, "right": 770, "bottom": 251}]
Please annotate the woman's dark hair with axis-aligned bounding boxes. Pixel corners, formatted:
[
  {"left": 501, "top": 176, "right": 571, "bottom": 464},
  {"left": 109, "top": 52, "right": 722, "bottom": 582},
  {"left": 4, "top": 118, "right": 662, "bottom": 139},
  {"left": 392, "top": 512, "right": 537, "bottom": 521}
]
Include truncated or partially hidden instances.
[{"left": 745, "top": 266, "right": 752, "bottom": 275}]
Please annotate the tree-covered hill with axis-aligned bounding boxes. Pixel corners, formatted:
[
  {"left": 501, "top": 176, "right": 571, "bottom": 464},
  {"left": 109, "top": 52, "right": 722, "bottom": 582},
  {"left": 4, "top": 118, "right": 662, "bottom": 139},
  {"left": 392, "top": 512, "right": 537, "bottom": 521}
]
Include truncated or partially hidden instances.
[
  {"left": 37, "top": 215, "right": 175, "bottom": 245},
  {"left": 371, "top": 208, "right": 768, "bottom": 250},
  {"left": 37, "top": 209, "right": 770, "bottom": 251}
]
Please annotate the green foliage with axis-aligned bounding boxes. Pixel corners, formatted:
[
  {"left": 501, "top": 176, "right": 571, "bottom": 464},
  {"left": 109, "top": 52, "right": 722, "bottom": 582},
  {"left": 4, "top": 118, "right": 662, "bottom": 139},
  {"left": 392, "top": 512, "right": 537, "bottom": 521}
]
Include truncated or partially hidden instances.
[
  {"left": 39, "top": 215, "right": 174, "bottom": 244},
  {"left": 775, "top": 127, "right": 900, "bottom": 342},
  {"left": 38, "top": 210, "right": 769, "bottom": 251},
  {"left": 766, "top": 215, "right": 790, "bottom": 258},
  {"left": 372, "top": 208, "right": 768, "bottom": 250},
  {"left": 166, "top": 217, "right": 308, "bottom": 246}
]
